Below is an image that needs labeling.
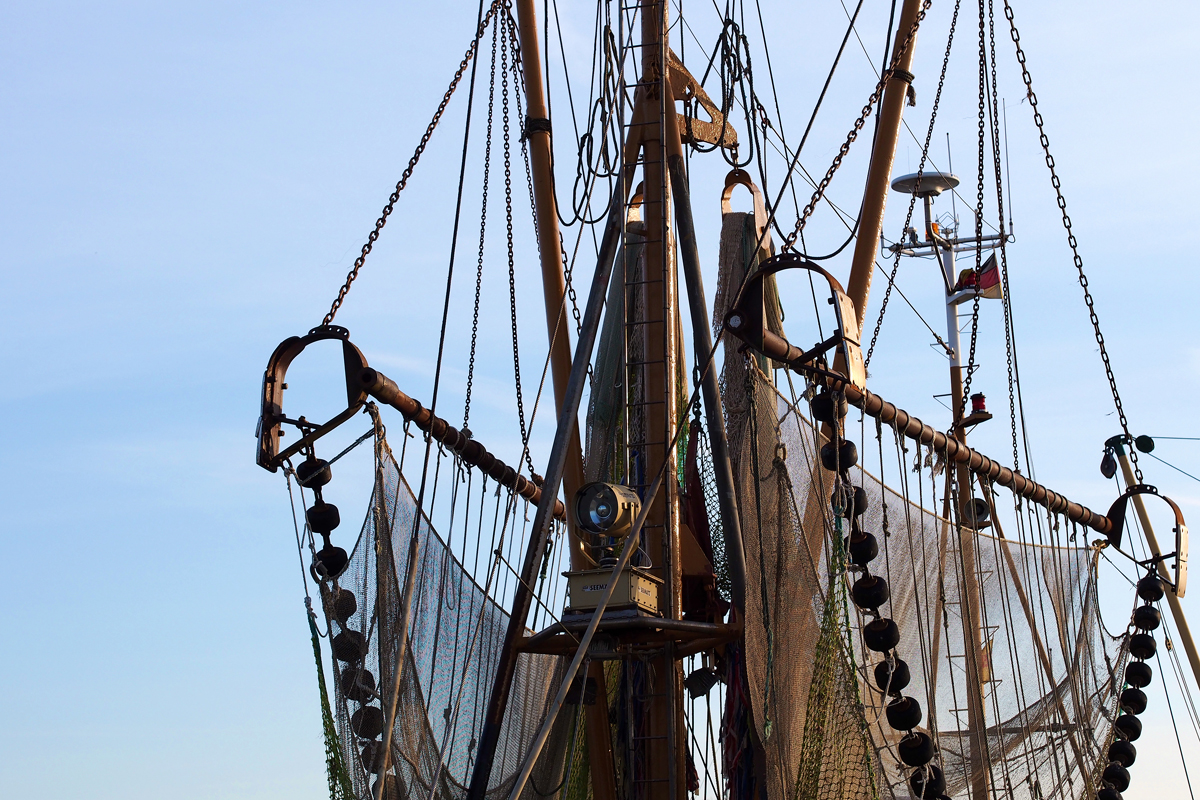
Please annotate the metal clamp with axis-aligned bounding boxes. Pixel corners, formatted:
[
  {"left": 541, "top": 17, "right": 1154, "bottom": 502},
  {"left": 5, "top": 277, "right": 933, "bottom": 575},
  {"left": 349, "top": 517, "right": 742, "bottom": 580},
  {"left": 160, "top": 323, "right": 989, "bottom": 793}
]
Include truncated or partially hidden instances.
[
  {"left": 255, "top": 325, "right": 369, "bottom": 472},
  {"left": 723, "top": 252, "right": 866, "bottom": 389},
  {"left": 1106, "top": 484, "right": 1189, "bottom": 597}
]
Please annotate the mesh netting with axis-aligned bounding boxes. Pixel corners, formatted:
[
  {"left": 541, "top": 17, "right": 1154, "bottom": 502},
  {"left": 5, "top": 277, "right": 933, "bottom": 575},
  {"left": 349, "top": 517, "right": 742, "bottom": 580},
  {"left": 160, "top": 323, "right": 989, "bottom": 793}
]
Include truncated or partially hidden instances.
[
  {"left": 317, "top": 444, "right": 574, "bottom": 800},
  {"left": 727, "top": 366, "right": 1122, "bottom": 800},
  {"left": 713, "top": 212, "right": 1120, "bottom": 799}
]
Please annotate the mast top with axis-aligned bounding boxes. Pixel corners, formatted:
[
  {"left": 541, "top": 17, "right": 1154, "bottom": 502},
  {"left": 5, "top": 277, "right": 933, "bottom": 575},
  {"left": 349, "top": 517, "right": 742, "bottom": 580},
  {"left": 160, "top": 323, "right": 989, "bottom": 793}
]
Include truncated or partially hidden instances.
[{"left": 890, "top": 171, "right": 959, "bottom": 197}]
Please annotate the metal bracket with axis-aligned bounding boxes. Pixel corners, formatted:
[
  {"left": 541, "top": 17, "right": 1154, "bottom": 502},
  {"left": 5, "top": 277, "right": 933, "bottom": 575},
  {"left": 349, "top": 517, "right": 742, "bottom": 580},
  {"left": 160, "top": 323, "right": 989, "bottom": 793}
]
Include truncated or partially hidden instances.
[
  {"left": 667, "top": 48, "right": 737, "bottom": 149},
  {"left": 1106, "top": 483, "right": 1189, "bottom": 597},
  {"left": 723, "top": 252, "right": 866, "bottom": 389},
  {"left": 255, "top": 325, "right": 369, "bottom": 472}
]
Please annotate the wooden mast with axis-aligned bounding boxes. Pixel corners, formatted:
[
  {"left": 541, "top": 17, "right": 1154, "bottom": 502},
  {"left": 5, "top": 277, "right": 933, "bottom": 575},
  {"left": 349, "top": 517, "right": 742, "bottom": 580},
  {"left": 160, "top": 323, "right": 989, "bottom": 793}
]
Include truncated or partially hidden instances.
[
  {"left": 635, "top": 1, "right": 685, "bottom": 796},
  {"left": 510, "top": 3, "right": 618, "bottom": 797},
  {"left": 949, "top": 366, "right": 991, "bottom": 800},
  {"left": 843, "top": 0, "right": 924, "bottom": 324}
]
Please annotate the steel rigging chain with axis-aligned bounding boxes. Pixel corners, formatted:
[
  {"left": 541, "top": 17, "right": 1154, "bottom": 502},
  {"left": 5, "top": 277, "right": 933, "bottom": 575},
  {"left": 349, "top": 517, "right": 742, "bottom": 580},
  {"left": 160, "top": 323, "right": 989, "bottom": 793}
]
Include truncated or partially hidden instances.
[
  {"left": 865, "top": 0, "right": 963, "bottom": 368},
  {"left": 500, "top": 15, "right": 583, "bottom": 335},
  {"left": 958, "top": 0, "right": 989, "bottom": 407},
  {"left": 321, "top": 0, "right": 508, "bottom": 326},
  {"left": 498, "top": 18, "right": 540, "bottom": 479},
  {"left": 984, "top": 0, "right": 1022, "bottom": 472},
  {"left": 464, "top": 19, "right": 503, "bottom": 431},
  {"left": 783, "top": 0, "right": 933, "bottom": 250},
  {"left": 1002, "top": 0, "right": 1143, "bottom": 481}
]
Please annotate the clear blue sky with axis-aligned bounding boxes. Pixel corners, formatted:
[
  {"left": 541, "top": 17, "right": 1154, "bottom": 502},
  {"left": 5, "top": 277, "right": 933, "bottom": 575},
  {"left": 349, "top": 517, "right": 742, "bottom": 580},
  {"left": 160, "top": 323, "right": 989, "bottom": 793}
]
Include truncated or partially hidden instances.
[{"left": 2, "top": 1, "right": 1198, "bottom": 798}]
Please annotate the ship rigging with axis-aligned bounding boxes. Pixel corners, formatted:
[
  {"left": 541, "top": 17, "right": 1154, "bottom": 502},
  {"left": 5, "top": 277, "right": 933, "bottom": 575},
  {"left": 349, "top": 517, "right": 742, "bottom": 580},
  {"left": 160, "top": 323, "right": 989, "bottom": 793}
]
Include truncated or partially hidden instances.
[{"left": 254, "top": 1, "right": 1197, "bottom": 799}]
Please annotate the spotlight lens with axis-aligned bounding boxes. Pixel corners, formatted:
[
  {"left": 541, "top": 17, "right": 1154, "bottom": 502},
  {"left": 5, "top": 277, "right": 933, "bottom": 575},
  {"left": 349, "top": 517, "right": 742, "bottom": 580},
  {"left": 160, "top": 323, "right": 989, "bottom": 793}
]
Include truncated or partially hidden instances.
[
  {"left": 586, "top": 489, "right": 616, "bottom": 529},
  {"left": 574, "top": 482, "right": 640, "bottom": 536}
]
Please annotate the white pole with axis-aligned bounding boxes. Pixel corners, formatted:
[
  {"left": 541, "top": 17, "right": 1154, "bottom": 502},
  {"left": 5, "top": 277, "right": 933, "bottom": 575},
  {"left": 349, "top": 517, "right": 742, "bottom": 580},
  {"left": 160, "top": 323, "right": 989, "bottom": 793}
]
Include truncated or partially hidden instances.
[{"left": 925, "top": 196, "right": 962, "bottom": 369}]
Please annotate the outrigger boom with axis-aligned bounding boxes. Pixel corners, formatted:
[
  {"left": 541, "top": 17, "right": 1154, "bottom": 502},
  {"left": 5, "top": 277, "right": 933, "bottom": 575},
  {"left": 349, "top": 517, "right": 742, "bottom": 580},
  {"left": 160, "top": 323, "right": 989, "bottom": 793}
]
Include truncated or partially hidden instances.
[{"left": 724, "top": 263, "right": 1114, "bottom": 536}]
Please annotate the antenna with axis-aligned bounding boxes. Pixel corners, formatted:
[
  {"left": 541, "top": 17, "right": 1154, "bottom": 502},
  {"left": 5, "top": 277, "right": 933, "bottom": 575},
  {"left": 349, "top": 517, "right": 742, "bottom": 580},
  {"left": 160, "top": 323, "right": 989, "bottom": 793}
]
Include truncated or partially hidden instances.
[
  {"left": 946, "top": 133, "right": 958, "bottom": 227},
  {"left": 1003, "top": 98, "right": 1013, "bottom": 235}
]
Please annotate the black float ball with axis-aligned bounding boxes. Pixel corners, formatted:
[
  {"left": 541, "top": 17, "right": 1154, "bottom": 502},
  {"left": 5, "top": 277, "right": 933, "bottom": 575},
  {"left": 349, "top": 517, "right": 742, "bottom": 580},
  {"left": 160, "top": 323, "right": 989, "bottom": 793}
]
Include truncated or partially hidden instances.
[
  {"left": 351, "top": 705, "right": 386, "bottom": 739},
  {"left": 307, "top": 501, "right": 341, "bottom": 534},
  {"left": 863, "top": 617, "right": 900, "bottom": 652},
  {"left": 313, "top": 545, "right": 350, "bottom": 580},
  {"left": 811, "top": 391, "right": 848, "bottom": 423},
  {"left": 830, "top": 486, "right": 869, "bottom": 518},
  {"left": 852, "top": 575, "right": 890, "bottom": 610},
  {"left": 1129, "top": 632, "right": 1156, "bottom": 661},
  {"left": 372, "top": 775, "right": 403, "bottom": 800},
  {"left": 1133, "top": 604, "right": 1161, "bottom": 632},
  {"left": 839, "top": 440, "right": 859, "bottom": 469},
  {"left": 1125, "top": 660, "right": 1153, "bottom": 689},
  {"left": 1102, "top": 762, "right": 1131, "bottom": 793},
  {"left": 849, "top": 531, "right": 879, "bottom": 566},
  {"left": 874, "top": 658, "right": 911, "bottom": 695},
  {"left": 332, "top": 629, "right": 367, "bottom": 663},
  {"left": 1137, "top": 574, "right": 1166, "bottom": 603},
  {"left": 339, "top": 666, "right": 377, "bottom": 703},
  {"left": 909, "top": 764, "right": 946, "bottom": 798},
  {"left": 332, "top": 588, "right": 357, "bottom": 624},
  {"left": 820, "top": 442, "right": 840, "bottom": 471},
  {"left": 296, "top": 457, "right": 332, "bottom": 489},
  {"left": 1114, "top": 714, "right": 1143, "bottom": 741},
  {"left": 1097, "top": 788, "right": 1123, "bottom": 800},
  {"left": 360, "top": 740, "right": 386, "bottom": 773},
  {"left": 1119, "top": 687, "right": 1147, "bottom": 716},
  {"left": 897, "top": 731, "right": 936, "bottom": 767},
  {"left": 1108, "top": 738, "right": 1137, "bottom": 768},
  {"left": 848, "top": 486, "right": 869, "bottom": 517},
  {"left": 885, "top": 696, "right": 923, "bottom": 731},
  {"left": 820, "top": 440, "right": 859, "bottom": 471}
]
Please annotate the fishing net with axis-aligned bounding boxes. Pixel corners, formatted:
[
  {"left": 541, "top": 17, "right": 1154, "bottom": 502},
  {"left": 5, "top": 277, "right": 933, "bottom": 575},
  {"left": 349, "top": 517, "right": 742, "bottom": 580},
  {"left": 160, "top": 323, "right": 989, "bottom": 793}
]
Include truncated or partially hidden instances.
[
  {"left": 713, "top": 212, "right": 1120, "bottom": 800},
  {"left": 729, "top": 366, "right": 1121, "bottom": 800},
  {"left": 315, "top": 439, "right": 577, "bottom": 800}
]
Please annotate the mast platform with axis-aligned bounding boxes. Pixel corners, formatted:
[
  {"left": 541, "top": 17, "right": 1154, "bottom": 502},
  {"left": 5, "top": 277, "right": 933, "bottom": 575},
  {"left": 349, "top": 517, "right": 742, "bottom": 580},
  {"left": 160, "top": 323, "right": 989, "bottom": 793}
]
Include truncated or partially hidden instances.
[{"left": 519, "top": 609, "right": 740, "bottom": 659}]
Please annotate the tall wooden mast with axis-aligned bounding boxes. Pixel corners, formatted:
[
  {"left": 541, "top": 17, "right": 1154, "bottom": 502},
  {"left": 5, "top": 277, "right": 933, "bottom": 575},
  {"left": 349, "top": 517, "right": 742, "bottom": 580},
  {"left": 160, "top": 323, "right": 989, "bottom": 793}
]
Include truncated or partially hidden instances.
[{"left": 631, "top": 1, "right": 685, "bottom": 797}]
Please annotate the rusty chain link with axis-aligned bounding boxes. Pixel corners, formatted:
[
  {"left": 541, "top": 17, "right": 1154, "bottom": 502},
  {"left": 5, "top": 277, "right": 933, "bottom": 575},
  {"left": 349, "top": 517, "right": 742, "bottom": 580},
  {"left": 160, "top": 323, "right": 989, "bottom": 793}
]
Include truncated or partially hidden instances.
[
  {"left": 1002, "top": 0, "right": 1142, "bottom": 481},
  {"left": 322, "top": 0, "right": 506, "bottom": 326},
  {"left": 783, "top": 0, "right": 933, "bottom": 250},
  {"left": 983, "top": 0, "right": 1022, "bottom": 472},
  {"left": 464, "top": 19, "right": 502, "bottom": 431},
  {"left": 498, "top": 13, "right": 539, "bottom": 479},
  {"left": 958, "top": 0, "right": 988, "bottom": 409},
  {"left": 502, "top": 13, "right": 584, "bottom": 336}
]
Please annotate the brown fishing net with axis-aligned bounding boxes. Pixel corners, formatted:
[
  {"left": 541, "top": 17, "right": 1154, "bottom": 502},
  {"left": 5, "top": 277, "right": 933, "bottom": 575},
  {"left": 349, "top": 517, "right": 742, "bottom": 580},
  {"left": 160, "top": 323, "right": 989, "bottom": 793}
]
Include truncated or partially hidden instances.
[
  {"left": 713, "top": 211, "right": 1120, "bottom": 800},
  {"left": 317, "top": 443, "right": 575, "bottom": 800},
  {"left": 727, "top": 364, "right": 1120, "bottom": 800}
]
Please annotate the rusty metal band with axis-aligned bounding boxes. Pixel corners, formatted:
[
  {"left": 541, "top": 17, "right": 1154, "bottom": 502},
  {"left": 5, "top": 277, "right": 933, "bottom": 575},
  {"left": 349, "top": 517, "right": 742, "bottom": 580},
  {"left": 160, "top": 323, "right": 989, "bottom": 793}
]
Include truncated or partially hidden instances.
[
  {"left": 755, "top": 329, "right": 1112, "bottom": 535},
  {"left": 359, "top": 367, "right": 565, "bottom": 519}
]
